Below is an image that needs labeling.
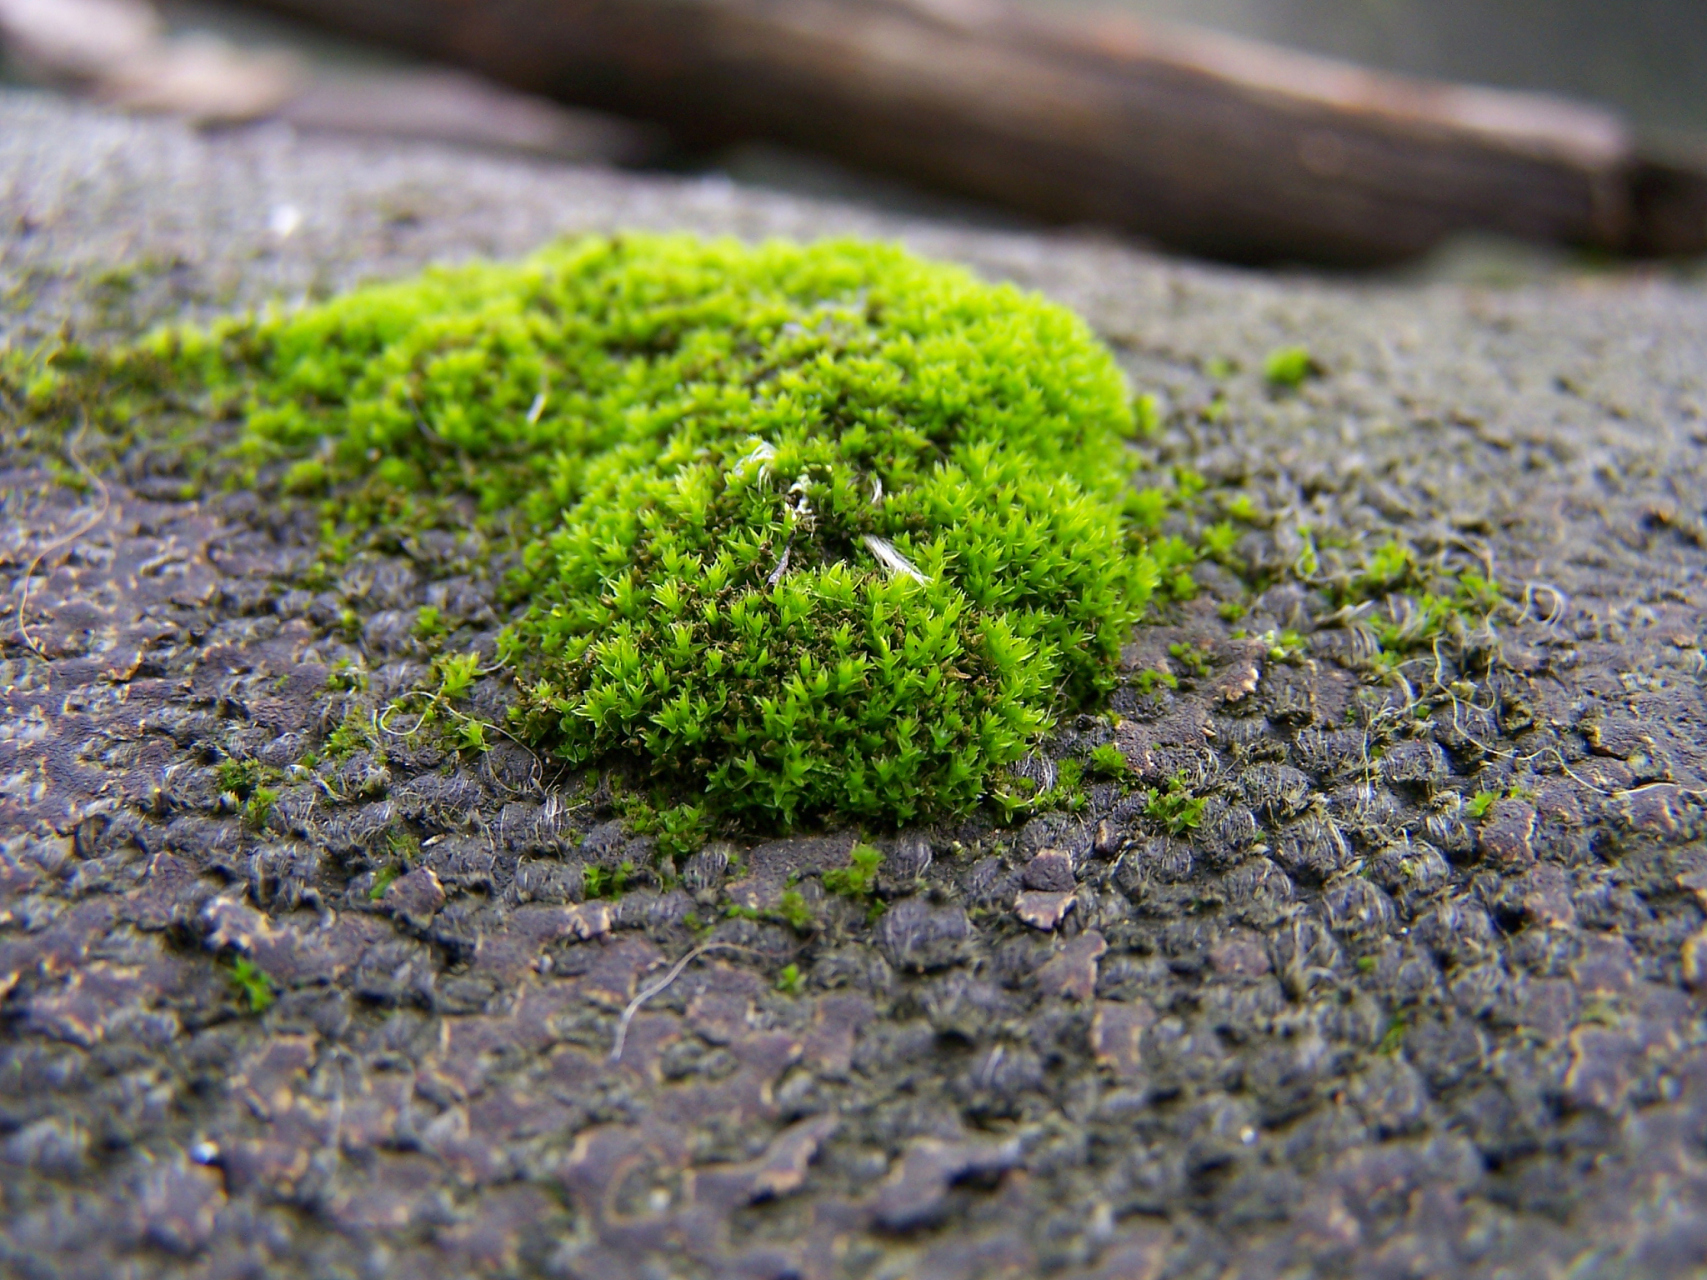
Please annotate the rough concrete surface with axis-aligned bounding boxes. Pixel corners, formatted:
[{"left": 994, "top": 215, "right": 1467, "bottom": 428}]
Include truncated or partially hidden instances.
[{"left": 3, "top": 90, "right": 1707, "bottom": 1279}]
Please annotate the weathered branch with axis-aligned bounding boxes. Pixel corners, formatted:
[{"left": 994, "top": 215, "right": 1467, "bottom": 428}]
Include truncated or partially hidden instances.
[{"left": 242, "top": 0, "right": 1706, "bottom": 264}]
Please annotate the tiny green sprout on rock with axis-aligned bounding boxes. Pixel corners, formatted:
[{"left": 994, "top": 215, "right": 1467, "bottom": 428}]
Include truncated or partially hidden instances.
[
  {"left": 1377, "top": 1013, "right": 1407, "bottom": 1055},
  {"left": 1135, "top": 667, "right": 1178, "bottom": 695},
  {"left": 621, "top": 798, "right": 712, "bottom": 865},
  {"left": 1199, "top": 520, "right": 1240, "bottom": 564},
  {"left": 325, "top": 660, "right": 368, "bottom": 693},
  {"left": 229, "top": 958, "right": 275, "bottom": 1013},
  {"left": 583, "top": 861, "right": 633, "bottom": 900},
  {"left": 1221, "top": 494, "right": 1265, "bottom": 525},
  {"left": 823, "top": 842, "right": 884, "bottom": 898},
  {"left": 1145, "top": 771, "right": 1207, "bottom": 835},
  {"left": 994, "top": 756, "right": 1089, "bottom": 823},
  {"left": 435, "top": 652, "right": 481, "bottom": 702},
  {"left": 1088, "top": 742, "right": 1131, "bottom": 780},
  {"left": 454, "top": 718, "right": 490, "bottom": 754},
  {"left": 776, "top": 889, "right": 816, "bottom": 933},
  {"left": 414, "top": 605, "right": 447, "bottom": 639},
  {"left": 1167, "top": 641, "right": 1211, "bottom": 679},
  {"left": 1233, "top": 627, "right": 1308, "bottom": 664},
  {"left": 242, "top": 787, "right": 278, "bottom": 832},
  {"left": 1264, "top": 345, "right": 1318, "bottom": 388}
]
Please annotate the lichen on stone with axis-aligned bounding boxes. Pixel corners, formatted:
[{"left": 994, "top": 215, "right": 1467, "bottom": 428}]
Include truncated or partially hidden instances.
[{"left": 33, "top": 234, "right": 1169, "bottom": 828}]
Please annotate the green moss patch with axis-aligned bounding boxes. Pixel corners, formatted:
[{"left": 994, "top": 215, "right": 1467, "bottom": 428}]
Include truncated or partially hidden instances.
[{"left": 18, "top": 235, "right": 1167, "bottom": 828}]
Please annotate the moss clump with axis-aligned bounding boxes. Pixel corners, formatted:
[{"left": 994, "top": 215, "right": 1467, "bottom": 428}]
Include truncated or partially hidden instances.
[
  {"left": 1264, "top": 344, "right": 1317, "bottom": 388},
  {"left": 33, "top": 235, "right": 1166, "bottom": 828}
]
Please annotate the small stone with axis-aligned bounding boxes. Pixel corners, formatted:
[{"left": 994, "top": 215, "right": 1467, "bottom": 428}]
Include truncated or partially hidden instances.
[
  {"left": 1091, "top": 999, "right": 1156, "bottom": 1080},
  {"left": 1208, "top": 804, "right": 1261, "bottom": 860},
  {"left": 1518, "top": 864, "right": 1576, "bottom": 929},
  {"left": 1264, "top": 667, "right": 1317, "bottom": 726},
  {"left": 2, "top": 1117, "right": 89, "bottom": 1177},
  {"left": 1619, "top": 784, "right": 1690, "bottom": 841},
  {"left": 1477, "top": 800, "right": 1536, "bottom": 869},
  {"left": 382, "top": 866, "right": 446, "bottom": 930},
  {"left": 1086, "top": 1225, "right": 1172, "bottom": 1280},
  {"left": 137, "top": 1160, "right": 226, "bottom": 1255},
  {"left": 1114, "top": 720, "right": 1158, "bottom": 778},
  {"left": 876, "top": 899, "right": 970, "bottom": 971},
  {"left": 1321, "top": 876, "right": 1396, "bottom": 941},
  {"left": 559, "top": 900, "right": 613, "bottom": 941},
  {"left": 1347, "top": 1057, "right": 1427, "bottom": 1138},
  {"left": 1015, "top": 889, "right": 1076, "bottom": 931},
  {"left": 747, "top": 1114, "right": 840, "bottom": 1201},
  {"left": 872, "top": 1137, "right": 1022, "bottom": 1231},
  {"left": 1563, "top": 1025, "right": 1638, "bottom": 1113},
  {"left": 1242, "top": 763, "right": 1313, "bottom": 821},
  {"left": 1214, "top": 637, "right": 1264, "bottom": 703},
  {"left": 1366, "top": 842, "right": 1450, "bottom": 894},
  {"left": 1512, "top": 975, "right": 1576, "bottom": 1042},
  {"left": 1272, "top": 813, "right": 1351, "bottom": 884},
  {"left": 1584, "top": 716, "right": 1651, "bottom": 759},
  {"left": 1412, "top": 901, "right": 1498, "bottom": 969},
  {"left": 1381, "top": 740, "right": 1450, "bottom": 788},
  {"left": 1571, "top": 934, "right": 1637, "bottom": 997},
  {"left": 882, "top": 832, "right": 933, "bottom": 882},
  {"left": 1292, "top": 728, "right": 1366, "bottom": 780},
  {"left": 1536, "top": 783, "right": 1586, "bottom": 826},
  {"left": 1209, "top": 934, "right": 1272, "bottom": 979},
  {"left": 1021, "top": 849, "right": 1075, "bottom": 892},
  {"left": 1682, "top": 930, "right": 1707, "bottom": 991},
  {"left": 1020, "top": 812, "right": 1092, "bottom": 858},
  {"left": 1036, "top": 930, "right": 1107, "bottom": 1001},
  {"left": 1677, "top": 868, "right": 1707, "bottom": 909}
]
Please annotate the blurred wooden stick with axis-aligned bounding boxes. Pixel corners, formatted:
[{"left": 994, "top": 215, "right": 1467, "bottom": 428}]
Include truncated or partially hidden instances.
[
  {"left": 0, "top": 0, "right": 657, "bottom": 160},
  {"left": 242, "top": 0, "right": 1706, "bottom": 263}
]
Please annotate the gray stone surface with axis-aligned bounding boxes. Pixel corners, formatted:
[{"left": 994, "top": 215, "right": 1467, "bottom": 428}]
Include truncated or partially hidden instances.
[{"left": 3, "top": 89, "right": 1707, "bottom": 1279}]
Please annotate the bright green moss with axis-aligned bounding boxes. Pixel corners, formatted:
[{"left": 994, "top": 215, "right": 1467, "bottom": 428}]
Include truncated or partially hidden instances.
[
  {"left": 228, "top": 958, "right": 276, "bottom": 1014},
  {"left": 822, "top": 843, "right": 884, "bottom": 897},
  {"left": 1264, "top": 344, "right": 1317, "bottom": 388},
  {"left": 32, "top": 234, "right": 1169, "bottom": 829}
]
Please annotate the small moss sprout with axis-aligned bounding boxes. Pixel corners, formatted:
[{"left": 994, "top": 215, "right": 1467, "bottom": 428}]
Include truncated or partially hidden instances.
[
  {"left": 583, "top": 861, "right": 634, "bottom": 900},
  {"left": 228, "top": 958, "right": 275, "bottom": 1013},
  {"left": 1088, "top": 742, "right": 1131, "bottom": 780},
  {"left": 1264, "top": 345, "right": 1318, "bottom": 388},
  {"left": 822, "top": 842, "right": 885, "bottom": 898},
  {"left": 1145, "top": 771, "right": 1207, "bottom": 835}
]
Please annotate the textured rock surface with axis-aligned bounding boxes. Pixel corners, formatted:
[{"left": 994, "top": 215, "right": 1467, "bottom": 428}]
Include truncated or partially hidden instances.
[{"left": 4, "top": 90, "right": 1707, "bottom": 1278}]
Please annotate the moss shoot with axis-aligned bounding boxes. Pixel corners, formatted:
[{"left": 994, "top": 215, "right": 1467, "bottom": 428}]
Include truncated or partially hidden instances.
[{"left": 24, "top": 235, "right": 1168, "bottom": 828}]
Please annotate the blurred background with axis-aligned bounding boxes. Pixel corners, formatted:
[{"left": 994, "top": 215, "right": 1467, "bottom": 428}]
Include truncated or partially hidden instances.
[
  {"left": 4, "top": 0, "right": 1704, "bottom": 273},
  {"left": 1034, "top": 0, "right": 1707, "bottom": 150}
]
